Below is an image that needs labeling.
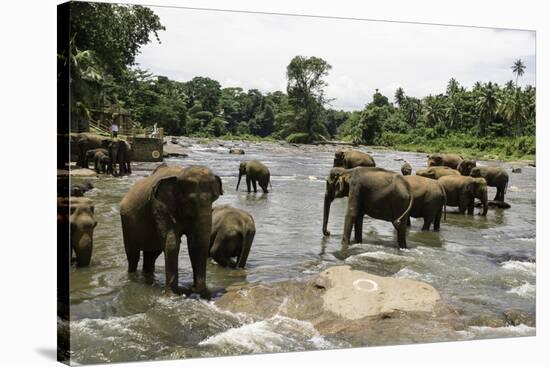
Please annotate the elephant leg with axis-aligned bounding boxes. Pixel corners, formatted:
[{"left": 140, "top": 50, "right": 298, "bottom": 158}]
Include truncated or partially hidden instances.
[
  {"left": 125, "top": 248, "right": 140, "bottom": 273},
  {"left": 434, "top": 211, "right": 442, "bottom": 231},
  {"left": 354, "top": 214, "right": 363, "bottom": 243},
  {"left": 342, "top": 194, "right": 359, "bottom": 246},
  {"left": 126, "top": 161, "right": 132, "bottom": 174},
  {"left": 467, "top": 199, "right": 475, "bottom": 215},
  {"left": 252, "top": 180, "right": 258, "bottom": 193},
  {"left": 246, "top": 176, "right": 252, "bottom": 193},
  {"left": 210, "top": 235, "right": 231, "bottom": 267},
  {"left": 396, "top": 218, "right": 408, "bottom": 249},
  {"left": 164, "top": 230, "right": 182, "bottom": 294},
  {"left": 407, "top": 217, "right": 411, "bottom": 227},
  {"left": 143, "top": 250, "right": 161, "bottom": 273},
  {"left": 259, "top": 181, "right": 268, "bottom": 194},
  {"left": 421, "top": 215, "right": 434, "bottom": 231}
]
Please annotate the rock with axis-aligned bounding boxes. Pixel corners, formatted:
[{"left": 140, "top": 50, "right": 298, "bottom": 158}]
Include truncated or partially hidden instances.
[
  {"left": 512, "top": 167, "right": 522, "bottom": 173},
  {"left": 467, "top": 314, "right": 506, "bottom": 328},
  {"left": 503, "top": 309, "right": 536, "bottom": 327},
  {"left": 229, "top": 148, "right": 245, "bottom": 155},
  {"left": 317, "top": 266, "right": 441, "bottom": 319},
  {"left": 70, "top": 168, "right": 97, "bottom": 177},
  {"left": 163, "top": 143, "right": 190, "bottom": 158},
  {"left": 215, "top": 265, "right": 459, "bottom": 346},
  {"left": 170, "top": 137, "right": 179, "bottom": 144},
  {"left": 528, "top": 162, "right": 536, "bottom": 167}
]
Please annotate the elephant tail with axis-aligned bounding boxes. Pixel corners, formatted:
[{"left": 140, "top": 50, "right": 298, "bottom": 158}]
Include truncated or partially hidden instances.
[
  {"left": 438, "top": 182, "right": 447, "bottom": 221},
  {"left": 393, "top": 182, "right": 414, "bottom": 229}
]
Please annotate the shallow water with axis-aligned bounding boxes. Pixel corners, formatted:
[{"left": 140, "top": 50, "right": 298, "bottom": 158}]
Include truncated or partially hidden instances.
[{"left": 69, "top": 140, "right": 536, "bottom": 364}]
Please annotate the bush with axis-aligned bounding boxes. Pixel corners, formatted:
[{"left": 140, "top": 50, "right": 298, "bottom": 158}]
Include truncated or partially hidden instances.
[{"left": 286, "top": 132, "right": 311, "bottom": 144}]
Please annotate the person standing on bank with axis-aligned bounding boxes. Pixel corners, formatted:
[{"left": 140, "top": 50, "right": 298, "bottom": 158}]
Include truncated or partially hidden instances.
[{"left": 111, "top": 121, "right": 119, "bottom": 138}]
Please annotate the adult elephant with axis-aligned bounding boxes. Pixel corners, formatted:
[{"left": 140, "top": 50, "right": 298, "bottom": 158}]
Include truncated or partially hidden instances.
[
  {"left": 331, "top": 167, "right": 413, "bottom": 248},
  {"left": 438, "top": 175, "right": 488, "bottom": 215},
  {"left": 74, "top": 133, "right": 113, "bottom": 168},
  {"left": 416, "top": 166, "right": 460, "bottom": 180},
  {"left": 109, "top": 139, "right": 132, "bottom": 176},
  {"left": 210, "top": 205, "right": 255, "bottom": 268},
  {"left": 58, "top": 196, "right": 97, "bottom": 267},
  {"left": 470, "top": 166, "right": 509, "bottom": 202},
  {"left": 457, "top": 159, "right": 477, "bottom": 176},
  {"left": 404, "top": 175, "right": 446, "bottom": 231},
  {"left": 427, "top": 153, "right": 463, "bottom": 169},
  {"left": 119, "top": 164, "right": 223, "bottom": 297},
  {"left": 322, "top": 167, "right": 347, "bottom": 237},
  {"left": 236, "top": 160, "right": 271, "bottom": 193},
  {"left": 333, "top": 150, "right": 376, "bottom": 168}
]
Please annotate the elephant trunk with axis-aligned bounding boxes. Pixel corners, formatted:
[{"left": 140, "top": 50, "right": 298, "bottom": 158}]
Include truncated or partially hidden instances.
[
  {"left": 189, "top": 209, "right": 212, "bottom": 296},
  {"left": 480, "top": 188, "right": 488, "bottom": 216},
  {"left": 236, "top": 172, "right": 243, "bottom": 191},
  {"left": 237, "top": 231, "right": 253, "bottom": 268},
  {"left": 73, "top": 231, "right": 93, "bottom": 267},
  {"left": 322, "top": 190, "right": 334, "bottom": 236}
]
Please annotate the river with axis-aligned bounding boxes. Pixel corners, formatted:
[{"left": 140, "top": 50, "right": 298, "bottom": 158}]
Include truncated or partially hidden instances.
[{"left": 68, "top": 139, "right": 536, "bottom": 364}]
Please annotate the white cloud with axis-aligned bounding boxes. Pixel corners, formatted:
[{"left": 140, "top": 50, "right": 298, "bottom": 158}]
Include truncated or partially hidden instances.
[{"left": 136, "top": 6, "right": 536, "bottom": 111}]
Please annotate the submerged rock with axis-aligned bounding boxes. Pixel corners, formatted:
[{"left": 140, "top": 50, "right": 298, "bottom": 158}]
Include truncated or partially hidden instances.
[
  {"left": 503, "top": 309, "right": 536, "bottom": 327},
  {"left": 70, "top": 168, "right": 97, "bottom": 177},
  {"left": 163, "top": 142, "right": 190, "bottom": 158},
  {"left": 229, "top": 148, "right": 245, "bottom": 155},
  {"left": 215, "top": 265, "right": 461, "bottom": 346}
]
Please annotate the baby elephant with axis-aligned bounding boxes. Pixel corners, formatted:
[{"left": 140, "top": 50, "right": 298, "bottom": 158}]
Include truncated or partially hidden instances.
[
  {"left": 236, "top": 160, "right": 271, "bottom": 193},
  {"left": 93, "top": 150, "right": 111, "bottom": 174},
  {"left": 58, "top": 196, "right": 97, "bottom": 267},
  {"left": 401, "top": 162, "right": 412, "bottom": 176},
  {"left": 85, "top": 148, "right": 109, "bottom": 169},
  {"left": 416, "top": 166, "right": 460, "bottom": 180},
  {"left": 210, "top": 205, "right": 255, "bottom": 268}
]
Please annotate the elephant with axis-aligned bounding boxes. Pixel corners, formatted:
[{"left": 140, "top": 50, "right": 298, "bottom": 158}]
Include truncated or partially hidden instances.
[
  {"left": 322, "top": 167, "right": 347, "bottom": 236},
  {"left": 457, "top": 159, "right": 477, "bottom": 176},
  {"left": 59, "top": 196, "right": 97, "bottom": 267},
  {"left": 210, "top": 205, "right": 255, "bottom": 268},
  {"left": 119, "top": 164, "right": 223, "bottom": 297},
  {"left": 404, "top": 175, "right": 446, "bottom": 231},
  {"left": 401, "top": 162, "right": 412, "bottom": 176},
  {"left": 330, "top": 167, "right": 414, "bottom": 248},
  {"left": 427, "top": 153, "right": 464, "bottom": 169},
  {"left": 85, "top": 148, "right": 109, "bottom": 170},
  {"left": 108, "top": 139, "right": 132, "bottom": 176},
  {"left": 416, "top": 166, "right": 461, "bottom": 180},
  {"left": 438, "top": 175, "right": 488, "bottom": 215},
  {"left": 74, "top": 133, "right": 113, "bottom": 168},
  {"left": 236, "top": 160, "right": 271, "bottom": 193},
  {"left": 333, "top": 150, "right": 376, "bottom": 168},
  {"left": 92, "top": 150, "right": 111, "bottom": 174},
  {"left": 470, "top": 166, "right": 509, "bottom": 202},
  {"left": 229, "top": 148, "right": 245, "bottom": 155},
  {"left": 71, "top": 182, "right": 94, "bottom": 197}
]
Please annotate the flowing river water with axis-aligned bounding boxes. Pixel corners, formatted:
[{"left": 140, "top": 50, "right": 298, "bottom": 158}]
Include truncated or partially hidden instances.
[{"left": 68, "top": 139, "right": 536, "bottom": 364}]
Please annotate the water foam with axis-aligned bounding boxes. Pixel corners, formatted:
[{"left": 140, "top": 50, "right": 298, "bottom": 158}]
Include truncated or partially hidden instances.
[
  {"left": 458, "top": 324, "right": 535, "bottom": 339},
  {"left": 507, "top": 282, "right": 536, "bottom": 299},
  {"left": 501, "top": 260, "right": 536, "bottom": 276}
]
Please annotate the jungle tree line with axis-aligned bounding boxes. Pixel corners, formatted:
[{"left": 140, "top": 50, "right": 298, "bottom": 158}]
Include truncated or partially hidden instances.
[{"left": 65, "top": 2, "right": 535, "bottom": 150}]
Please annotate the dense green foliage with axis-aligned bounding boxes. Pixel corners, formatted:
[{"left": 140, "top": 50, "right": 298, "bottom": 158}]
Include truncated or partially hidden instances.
[{"left": 64, "top": 3, "right": 535, "bottom": 160}]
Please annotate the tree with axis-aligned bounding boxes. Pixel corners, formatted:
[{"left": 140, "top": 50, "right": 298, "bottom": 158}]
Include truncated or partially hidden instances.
[
  {"left": 184, "top": 77, "right": 222, "bottom": 114},
  {"left": 70, "top": 2, "right": 164, "bottom": 78},
  {"left": 394, "top": 87, "right": 405, "bottom": 107},
  {"left": 446, "top": 78, "right": 460, "bottom": 97},
  {"left": 476, "top": 82, "right": 499, "bottom": 136},
  {"left": 286, "top": 56, "right": 332, "bottom": 142},
  {"left": 512, "top": 59, "right": 526, "bottom": 87}
]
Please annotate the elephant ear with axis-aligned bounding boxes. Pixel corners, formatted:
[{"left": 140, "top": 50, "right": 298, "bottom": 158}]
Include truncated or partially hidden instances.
[
  {"left": 150, "top": 176, "right": 179, "bottom": 224},
  {"left": 213, "top": 175, "right": 224, "bottom": 198}
]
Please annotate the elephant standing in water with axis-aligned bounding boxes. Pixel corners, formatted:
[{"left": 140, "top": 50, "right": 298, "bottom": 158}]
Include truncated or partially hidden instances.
[
  {"left": 438, "top": 175, "right": 488, "bottom": 216},
  {"left": 416, "top": 166, "right": 461, "bottom": 180},
  {"left": 236, "top": 160, "right": 271, "bottom": 193},
  {"left": 404, "top": 175, "right": 446, "bottom": 231},
  {"left": 210, "top": 205, "right": 256, "bottom": 268},
  {"left": 109, "top": 139, "right": 132, "bottom": 176},
  {"left": 74, "top": 133, "right": 113, "bottom": 168},
  {"left": 58, "top": 197, "right": 97, "bottom": 267},
  {"left": 457, "top": 159, "right": 477, "bottom": 176},
  {"left": 120, "top": 164, "right": 223, "bottom": 297},
  {"left": 333, "top": 150, "right": 376, "bottom": 168},
  {"left": 325, "top": 167, "right": 414, "bottom": 248},
  {"left": 427, "top": 153, "right": 463, "bottom": 169},
  {"left": 470, "top": 166, "right": 509, "bottom": 202}
]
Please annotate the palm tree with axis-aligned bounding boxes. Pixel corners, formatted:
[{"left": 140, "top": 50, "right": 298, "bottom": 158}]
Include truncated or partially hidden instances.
[
  {"left": 394, "top": 87, "right": 405, "bottom": 107},
  {"left": 476, "top": 82, "right": 499, "bottom": 136},
  {"left": 512, "top": 59, "right": 526, "bottom": 87},
  {"left": 446, "top": 78, "right": 460, "bottom": 97}
]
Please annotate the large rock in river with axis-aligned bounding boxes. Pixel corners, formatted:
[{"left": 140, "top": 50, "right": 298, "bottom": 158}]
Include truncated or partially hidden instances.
[{"left": 215, "top": 265, "right": 462, "bottom": 346}]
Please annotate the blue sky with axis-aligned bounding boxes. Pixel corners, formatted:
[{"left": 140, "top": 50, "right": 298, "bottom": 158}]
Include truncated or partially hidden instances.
[{"left": 136, "top": 6, "right": 536, "bottom": 111}]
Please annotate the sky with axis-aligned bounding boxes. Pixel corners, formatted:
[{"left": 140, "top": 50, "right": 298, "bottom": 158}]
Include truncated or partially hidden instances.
[{"left": 135, "top": 6, "right": 536, "bottom": 111}]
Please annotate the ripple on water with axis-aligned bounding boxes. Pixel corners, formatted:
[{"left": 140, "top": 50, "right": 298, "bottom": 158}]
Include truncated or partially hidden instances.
[
  {"left": 457, "top": 324, "right": 536, "bottom": 340},
  {"left": 507, "top": 282, "right": 536, "bottom": 299},
  {"left": 501, "top": 260, "right": 536, "bottom": 277}
]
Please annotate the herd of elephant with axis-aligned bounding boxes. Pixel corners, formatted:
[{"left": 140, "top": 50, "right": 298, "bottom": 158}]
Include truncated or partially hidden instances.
[
  {"left": 72, "top": 132, "right": 133, "bottom": 175},
  {"left": 66, "top": 143, "right": 510, "bottom": 299}
]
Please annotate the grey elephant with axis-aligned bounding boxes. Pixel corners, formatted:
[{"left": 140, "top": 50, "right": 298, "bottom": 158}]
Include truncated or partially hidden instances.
[
  {"left": 74, "top": 133, "right": 113, "bottom": 168},
  {"left": 416, "top": 166, "right": 461, "bottom": 179},
  {"left": 331, "top": 167, "right": 413, "bottom": 248},
  {"left": 322, "top": 167, "right": 347, "bottom": 237},
  {"left": 404, "top": 175, "right": 446, "bottom": 231},
  {"left": 401, "top": 162, "right": 412, "bottom": 176},
  {"left": 109, "top": 139, "right": 132, "bottom": 176},
  {"left": 120, "top": 164, "right": 223, "bottom": 297},
  {"left": 59, "top": 196, "right": 97, "bottom": 267},
  {"left": 438, "top": 175, "right": 488, "bottom": 215},
  {"left": 210, "top": 205, "right": 255, "bottom": 268},
  {"left": 93, "top": 150, "right": 111, "bottom": 174},
  {"left": 470, "top": 166, "right": 509, "bottom": 202},
  {"left": 457, "top": 159, "right": 477, "bottom": 176},
  {"left": 71, "top": 182, "right": 94, "bottom": 197},
  {"left": 85, "top": 148, "right": 109, "bottom": 170},
  {"left": 333, "top": 150, "right": 376, "bottom": 168},
  {"left": 236, "top": 160, "right": 271, "bottom": 193},
  {"left": 427, "top": 153, "right": 463, "bottom": 169},
  {"left": 229, "top": 148, "right": 245, "bottom": 155}
]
